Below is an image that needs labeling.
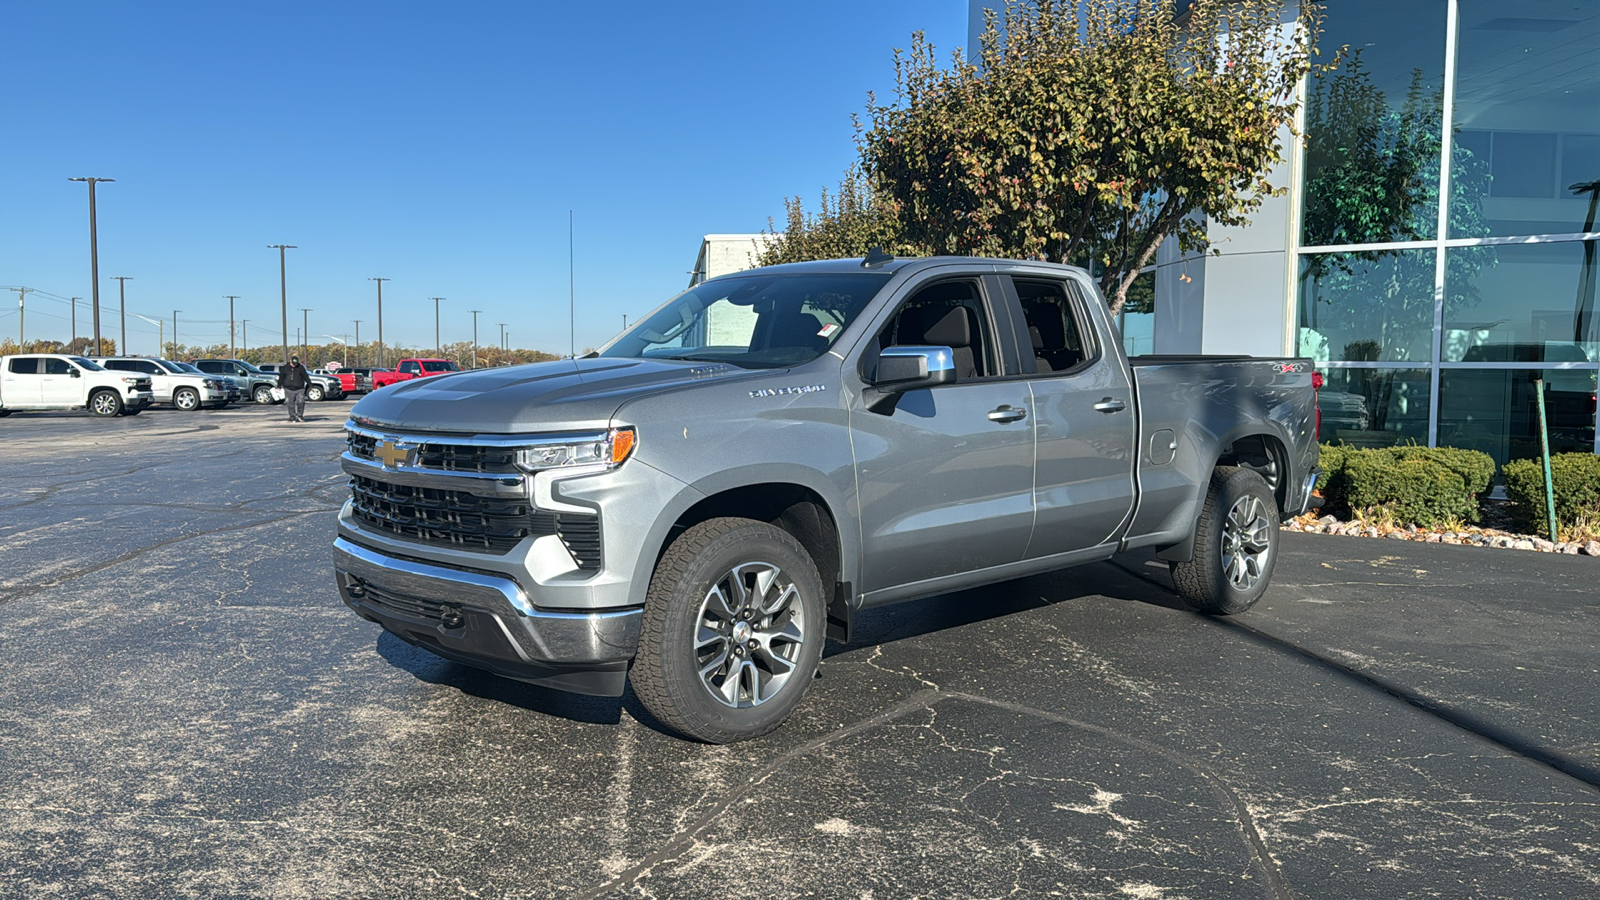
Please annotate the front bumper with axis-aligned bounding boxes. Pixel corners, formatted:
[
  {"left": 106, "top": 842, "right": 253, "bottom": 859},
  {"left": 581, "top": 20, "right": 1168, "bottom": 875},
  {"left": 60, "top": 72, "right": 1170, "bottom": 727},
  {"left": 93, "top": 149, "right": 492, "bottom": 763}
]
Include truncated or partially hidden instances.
[{"left": 333, "top": 536, "right": 642, "bottom": 696}]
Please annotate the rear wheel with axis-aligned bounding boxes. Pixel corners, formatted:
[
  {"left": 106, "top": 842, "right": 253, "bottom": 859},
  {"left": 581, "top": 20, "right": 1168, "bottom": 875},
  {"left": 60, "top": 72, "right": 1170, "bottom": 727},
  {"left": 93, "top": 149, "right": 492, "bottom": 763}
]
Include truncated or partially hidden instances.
[
  {"left": 1170, "top": 466, "right": 1279, "bottom": 615},
  {"left": 89, "top": 390, "right": 123, "bottom": 417},
  {"left": 631, "top": 518, "right": 826, "bottom": 743},
  {"left": 173, "top": 387, "right": 200, "bottom": 411}
]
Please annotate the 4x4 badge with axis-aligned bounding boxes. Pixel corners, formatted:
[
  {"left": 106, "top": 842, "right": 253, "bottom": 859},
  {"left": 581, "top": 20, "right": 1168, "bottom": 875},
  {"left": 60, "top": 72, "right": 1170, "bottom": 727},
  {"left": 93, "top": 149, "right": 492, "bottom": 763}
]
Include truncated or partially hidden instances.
[{"left": 374, "top": 439, "right": 417, "bottom": 468}]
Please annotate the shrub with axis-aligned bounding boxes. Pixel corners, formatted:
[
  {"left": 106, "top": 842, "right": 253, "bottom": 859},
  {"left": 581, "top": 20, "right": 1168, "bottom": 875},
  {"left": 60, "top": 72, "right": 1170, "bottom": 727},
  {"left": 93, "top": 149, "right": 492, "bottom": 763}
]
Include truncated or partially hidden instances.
[
  {"left": 1502, "top": 453, "right": 1600, "bottom": 537},
  {"left": 1315, "top": 443, "right": 1494, "bottom": 526},
  {"left": 1341, "top": 452, "right": 1480, "bottom": 527}
]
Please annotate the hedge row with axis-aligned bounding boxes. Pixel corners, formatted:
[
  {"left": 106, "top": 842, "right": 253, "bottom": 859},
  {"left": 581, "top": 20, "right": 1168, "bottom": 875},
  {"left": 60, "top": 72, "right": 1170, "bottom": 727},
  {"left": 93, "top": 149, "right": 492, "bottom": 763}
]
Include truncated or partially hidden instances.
[
  {"left": 1315, "top": 444, "right": 1496, "bottom": 528},
  {"left": 1316, "top": 444, "right": 1600, "bottom": 534},
  {"left": 1502, "top": 454, "right": 1600, "bottom": 537}
]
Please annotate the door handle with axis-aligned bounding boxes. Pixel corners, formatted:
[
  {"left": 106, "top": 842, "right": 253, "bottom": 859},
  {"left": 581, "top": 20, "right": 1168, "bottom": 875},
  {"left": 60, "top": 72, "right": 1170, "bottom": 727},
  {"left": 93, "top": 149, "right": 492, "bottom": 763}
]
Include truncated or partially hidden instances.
[
  {"left": 1093, "top": 398, "right": 1128, "bottom": 413},
  {"left": 987, "top": 405, "right": 1028, "bottom": 423}
]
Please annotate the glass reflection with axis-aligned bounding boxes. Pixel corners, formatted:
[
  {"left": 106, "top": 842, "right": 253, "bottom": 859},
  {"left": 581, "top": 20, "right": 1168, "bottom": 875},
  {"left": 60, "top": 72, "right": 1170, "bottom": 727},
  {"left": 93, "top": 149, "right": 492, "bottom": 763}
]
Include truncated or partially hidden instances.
[
  {"left": 1442, "top": 241, "right": 1600, "bottom": 364},
  {"left": 1301, "top": 0, "right": 1446, "bottom": 246},
  {"left": 1318, "top": 367, "right": 1431, "bottom": 448},
  {"left": 1120, "top": 271, "right": 1155, "bottom": 356},
  {"left": 1439, "top": 369, "right": 1596, "bottom": 467},
  {"left": 1451, "top": 3, "right": 1600, "bottom": 238},
  {"left": 1297, "top": 249, "right": 1436, "bottom": 362}
]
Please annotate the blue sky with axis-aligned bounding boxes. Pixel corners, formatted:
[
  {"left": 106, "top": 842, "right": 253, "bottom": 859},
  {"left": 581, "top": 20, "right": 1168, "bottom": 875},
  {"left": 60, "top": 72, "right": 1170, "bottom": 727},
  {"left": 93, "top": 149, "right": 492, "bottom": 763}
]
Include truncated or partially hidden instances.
[{"left": 2, "top": 1, "right": 967, "bottom": 358}]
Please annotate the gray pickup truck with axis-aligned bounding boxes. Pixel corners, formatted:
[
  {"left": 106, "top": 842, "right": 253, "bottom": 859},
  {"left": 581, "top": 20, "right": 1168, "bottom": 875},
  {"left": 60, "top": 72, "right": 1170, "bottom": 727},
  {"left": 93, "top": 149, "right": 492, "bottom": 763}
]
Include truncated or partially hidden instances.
[{"left": 334, "top": 255, "right": 1319, "bottom": 742}]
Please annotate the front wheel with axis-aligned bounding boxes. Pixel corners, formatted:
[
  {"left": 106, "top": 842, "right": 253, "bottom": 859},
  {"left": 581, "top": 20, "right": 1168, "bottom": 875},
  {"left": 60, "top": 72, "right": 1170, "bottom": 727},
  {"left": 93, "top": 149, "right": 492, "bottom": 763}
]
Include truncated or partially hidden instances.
[
  {"left": 89, "top": 390, "right": 123, "bottom": 417},
  {"left": 307, "top": 384, "right": 325, "bottom": 402},
  {"left": 253, "top": 384, "right": 273, "bottom": 404},
  {"left": 631, "top": 518, "right": 826, "bottom": 743},
  {"left": 173, "top": 387, "right": 200, "bottom": 411},
  {"left": 1170, "top": 466, "right": 1279, "bottom": 615}
]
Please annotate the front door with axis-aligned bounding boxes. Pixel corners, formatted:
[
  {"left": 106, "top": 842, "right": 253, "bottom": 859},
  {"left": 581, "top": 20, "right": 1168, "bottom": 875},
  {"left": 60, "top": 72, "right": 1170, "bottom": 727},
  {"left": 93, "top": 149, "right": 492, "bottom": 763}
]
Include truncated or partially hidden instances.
[{"left": 851, "top": 277, "right": 1036, "bottom": 594}]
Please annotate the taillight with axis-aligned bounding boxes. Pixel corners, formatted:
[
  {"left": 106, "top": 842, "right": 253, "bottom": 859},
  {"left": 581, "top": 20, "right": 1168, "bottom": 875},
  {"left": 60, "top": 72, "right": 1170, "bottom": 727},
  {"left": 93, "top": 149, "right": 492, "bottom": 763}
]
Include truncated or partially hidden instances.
[{"left": 1311, "top": 370, "right": 1322, "bottom": 440}]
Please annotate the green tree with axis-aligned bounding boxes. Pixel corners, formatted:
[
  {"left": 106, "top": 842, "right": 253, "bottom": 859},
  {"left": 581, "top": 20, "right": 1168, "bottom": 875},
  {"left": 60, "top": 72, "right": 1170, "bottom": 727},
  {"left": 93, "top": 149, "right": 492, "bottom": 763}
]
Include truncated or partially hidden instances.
[{"left": 766, "top": 0, "right": 1321, "bottom": 315}]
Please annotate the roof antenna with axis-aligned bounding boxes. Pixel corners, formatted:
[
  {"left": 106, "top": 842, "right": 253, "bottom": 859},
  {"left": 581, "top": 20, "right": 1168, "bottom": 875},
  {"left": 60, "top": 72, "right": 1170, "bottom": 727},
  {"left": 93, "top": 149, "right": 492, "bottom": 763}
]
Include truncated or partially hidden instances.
[{"left": 861, "top": 246, "right": 894, "bottom": 269}]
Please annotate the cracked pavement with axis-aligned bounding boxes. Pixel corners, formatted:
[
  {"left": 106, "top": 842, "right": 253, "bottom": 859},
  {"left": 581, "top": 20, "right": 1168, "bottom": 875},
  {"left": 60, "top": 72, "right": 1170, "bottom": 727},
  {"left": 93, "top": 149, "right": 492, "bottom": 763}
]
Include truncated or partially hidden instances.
[{"left": 2, "top": 403, "right": 1597, "bottom": 898}]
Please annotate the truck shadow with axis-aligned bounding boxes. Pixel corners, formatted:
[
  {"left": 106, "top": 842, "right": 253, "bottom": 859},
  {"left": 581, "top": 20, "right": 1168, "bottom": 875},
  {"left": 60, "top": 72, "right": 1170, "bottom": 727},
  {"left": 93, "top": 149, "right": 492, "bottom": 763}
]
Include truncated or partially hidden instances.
[
  {"left": 375, "top": 632, "right": 625, "bottom": 725},
  {"left": 826, "top": 552, "right": 1188, "bottom": 660}
]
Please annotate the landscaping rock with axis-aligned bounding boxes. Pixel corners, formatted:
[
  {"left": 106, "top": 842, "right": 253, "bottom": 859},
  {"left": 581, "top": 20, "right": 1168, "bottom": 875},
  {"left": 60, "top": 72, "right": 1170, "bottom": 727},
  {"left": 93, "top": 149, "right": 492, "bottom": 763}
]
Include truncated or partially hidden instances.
[
  {"left": 1532, "top": 539, "right": 1555, "bottom": 552},
  {"left": 1386, "top": 532, "right": 1408, "bottom": 540},
  {"left": 1583, "top": 541, "right": 1600, "bottom": 557}
]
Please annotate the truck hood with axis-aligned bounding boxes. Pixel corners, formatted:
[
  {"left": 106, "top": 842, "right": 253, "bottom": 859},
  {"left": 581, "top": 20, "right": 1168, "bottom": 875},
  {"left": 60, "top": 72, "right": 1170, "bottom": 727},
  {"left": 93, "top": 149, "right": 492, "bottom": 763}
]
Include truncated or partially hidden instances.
[{"left": 348, "top": 357, "right": 764, "bottom": 434}]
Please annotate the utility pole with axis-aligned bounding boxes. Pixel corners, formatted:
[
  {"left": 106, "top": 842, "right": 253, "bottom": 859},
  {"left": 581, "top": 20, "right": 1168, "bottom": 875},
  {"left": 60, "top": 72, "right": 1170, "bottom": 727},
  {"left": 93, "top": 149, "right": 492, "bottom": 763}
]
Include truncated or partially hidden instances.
[
  {"left": 242, "top": 320, "right": 249, "bottom": 353},
  {"left": 269, "top": 244, "right": 296, "bottom": 364},
  {"left": 225, "top": 295, "right": 240, "bottom": 359},
  {"left": 300, "top": 308, "right": 311, "bottom": 361},
  {"left": 172, "top": 310, "right": 181, "bottom": 358},
  {"left": 369, "top": 277, "right": 389, "bottom": 368},
  {"left": 69, "top": 177, "right": 114, "bottom": 354},
  {"left": 11, "top": 287, "right": 32, "bottom": 347},
  {"left": 470, "top": 309, "right": 481, "bottom": 368},
  {"left": 353, "top": 320, "right": 362, "bottom": 368},
  {"left": 429, "top": 297, "right": 444, "bottom": 358},
  {"left": 112, "top": 276, "right": 132, "bottom": 352},
  {"left": 70, "top": 297, "right": 80, "bottom": 348}
]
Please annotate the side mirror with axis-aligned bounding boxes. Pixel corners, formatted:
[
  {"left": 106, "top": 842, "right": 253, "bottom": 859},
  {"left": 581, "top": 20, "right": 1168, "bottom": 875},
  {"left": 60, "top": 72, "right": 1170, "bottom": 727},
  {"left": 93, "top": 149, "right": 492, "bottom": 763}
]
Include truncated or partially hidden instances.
[
  {"left": 69, "top": 369, "right": 82, "bottom": 378},
  {"left": 865, "top": 345, "right": 956, "bottom": 414}
]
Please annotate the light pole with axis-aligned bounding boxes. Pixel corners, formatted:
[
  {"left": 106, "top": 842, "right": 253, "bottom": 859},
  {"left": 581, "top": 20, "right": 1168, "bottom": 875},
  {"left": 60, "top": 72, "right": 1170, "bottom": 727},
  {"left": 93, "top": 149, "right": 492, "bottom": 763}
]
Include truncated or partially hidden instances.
[
  {"left": 300, "top": 308, "right": 311, "bottom": 362},
  {"left": 112, "top": 276, "right": 132, "bottom": 352},
  {"left": 353, "top": 320, "right": 362, "bottom": 368},
  {"left": 369, "top": 277, "right": 388, "bottom": 367},
  {"left": 70, "top": 297, "right": 80, "bottom": 348},
  {"left": 133, "top": 314, "right": 162, "bottom": 357},
  {"left": 429, "top": 297, "right": 444, "bottom": 358},
  {"left": 241, "top": 320, "right": 249, "bottom": 353},
  {"left": 69, "top": 177, "right": 114, "bottom": 354},
  {"left": 497, "top": 322, "right": 506, "bottom": 355},
  {"left": 172, "top": 310, "right": 181, "bottom": 358},
  {"left": 269, "top": 244, "right": 296, "bottom": 364},
  {"left": 225, "top": 295, "right": 240, "bottom": 359},
  {"left": 470, "top": 309, "right": 481, "bottom": 368}
]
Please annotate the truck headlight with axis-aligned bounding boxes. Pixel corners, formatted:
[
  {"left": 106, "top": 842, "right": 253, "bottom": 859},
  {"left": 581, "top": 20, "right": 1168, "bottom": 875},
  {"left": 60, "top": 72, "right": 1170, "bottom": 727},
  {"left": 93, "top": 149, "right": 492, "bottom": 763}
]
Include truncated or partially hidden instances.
[
  {"left": 516, "top": 427, "right": 636, "bottom": 472},
  {"left": 120, "top": 376, "right": 140, "bottom": 385}
]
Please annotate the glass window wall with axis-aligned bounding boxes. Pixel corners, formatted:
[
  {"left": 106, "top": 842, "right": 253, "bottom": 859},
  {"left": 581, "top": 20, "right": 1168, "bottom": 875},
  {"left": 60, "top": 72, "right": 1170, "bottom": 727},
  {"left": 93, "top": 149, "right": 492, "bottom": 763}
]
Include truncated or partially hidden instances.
[
  {"left": 1442, "top": 241, "right": 1600, "bottom": 364},
  {"left": 1439, "top": 369, "right": 1596, "bottom": 466},
  {"left": 1300, "top": 0, "right": 1447, "bottom": 247},
  {"left": 1318, "top": 367, "right": 1432, "bottom": 448},
  {"left": 1297, "top": 250, "right": 1436, "bottom": 363},
  {"left": 1450, "top": 2, "right": 1600, "bottom": 238}
]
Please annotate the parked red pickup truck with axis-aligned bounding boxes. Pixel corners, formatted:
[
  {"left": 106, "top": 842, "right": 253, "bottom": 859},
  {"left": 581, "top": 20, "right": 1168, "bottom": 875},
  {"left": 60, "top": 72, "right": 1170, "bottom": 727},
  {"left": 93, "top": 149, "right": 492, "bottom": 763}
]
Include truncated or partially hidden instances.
[{"left": 368, "top": 359, "right": 462, "bottom": 390}]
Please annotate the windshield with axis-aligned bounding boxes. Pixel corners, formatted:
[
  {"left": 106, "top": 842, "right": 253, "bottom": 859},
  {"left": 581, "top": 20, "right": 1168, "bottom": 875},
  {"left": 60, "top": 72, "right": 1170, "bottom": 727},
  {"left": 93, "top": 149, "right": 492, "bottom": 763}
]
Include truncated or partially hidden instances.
[
  {"left": 422, "top": 361, "right": 460, "bottom": 373},
  {"left": 600, "top": 272, "right": 892, "bottom": 368},
  {"left": 174, "top": 362, "right": 204, "bottom": 374},
  {"left": 70, "top": 356, "right": 106, "bottom": 372},
  {"left": 156, "top": 359, "right": 185, "bottom": 373}
]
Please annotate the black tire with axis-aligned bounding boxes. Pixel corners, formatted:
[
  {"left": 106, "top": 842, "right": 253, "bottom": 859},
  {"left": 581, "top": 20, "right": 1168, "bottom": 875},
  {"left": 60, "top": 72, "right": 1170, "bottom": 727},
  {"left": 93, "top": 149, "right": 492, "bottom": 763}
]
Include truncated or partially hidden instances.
[
  {"left": 253, "top": 384, "right": 273, "bottom": 404},
  {"left": 173, "top": 387, "right": 200, "bottom": 411},
  {"left": 1170, "top": 466, "right": 1279, "bottom": 615},
  {"left": 631, "top": 518, "right": 826, "bottom": 743},
  {"left": 307, "top": 384, "right": 325, "bottom": 402},
  {"left": 89, "top": 390, "right": 122, "bottom": 417},
  {"left": 0, "top": 409, "right": 10, "bottom": 417}
]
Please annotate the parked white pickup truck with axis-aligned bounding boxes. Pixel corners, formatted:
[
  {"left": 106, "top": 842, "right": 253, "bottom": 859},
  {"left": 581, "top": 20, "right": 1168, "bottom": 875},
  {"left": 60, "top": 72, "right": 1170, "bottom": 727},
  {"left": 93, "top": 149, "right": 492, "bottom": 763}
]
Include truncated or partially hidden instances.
[{"left": 0, "top": 354, "right": 155, "bottom": 417}]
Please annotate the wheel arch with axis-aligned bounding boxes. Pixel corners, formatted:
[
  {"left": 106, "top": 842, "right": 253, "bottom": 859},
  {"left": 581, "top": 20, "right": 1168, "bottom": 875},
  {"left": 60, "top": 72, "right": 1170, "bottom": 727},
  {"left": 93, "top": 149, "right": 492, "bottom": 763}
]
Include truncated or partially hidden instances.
[{"left": 656, "top": 478, "right": 852, "bottom": 643}]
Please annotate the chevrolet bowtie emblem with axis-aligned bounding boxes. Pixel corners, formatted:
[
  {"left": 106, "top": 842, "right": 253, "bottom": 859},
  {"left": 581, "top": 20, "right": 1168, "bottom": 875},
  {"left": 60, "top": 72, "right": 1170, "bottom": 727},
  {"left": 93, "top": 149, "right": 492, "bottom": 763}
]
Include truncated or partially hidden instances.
[{"left": 374, "top": 439, "right": 417, "bottom": 468}]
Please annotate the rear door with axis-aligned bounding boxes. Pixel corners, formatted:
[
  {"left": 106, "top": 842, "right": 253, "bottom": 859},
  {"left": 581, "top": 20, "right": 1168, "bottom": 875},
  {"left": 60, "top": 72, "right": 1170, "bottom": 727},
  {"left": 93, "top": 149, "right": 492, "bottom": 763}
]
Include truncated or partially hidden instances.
[
  {"left": 850, "top": 275, "right": 1036, "bottom": 593},
  {"left": 1000, "top": 272, "right": 1137, "bottom": 557},
  {"left": 40, "top": 357, "right": 84, "bottom": 406}
]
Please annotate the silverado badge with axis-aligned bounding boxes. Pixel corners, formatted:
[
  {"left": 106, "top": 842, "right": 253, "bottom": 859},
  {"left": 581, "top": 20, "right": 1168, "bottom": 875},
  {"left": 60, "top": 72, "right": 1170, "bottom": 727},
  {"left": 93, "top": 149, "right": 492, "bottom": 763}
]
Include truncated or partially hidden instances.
[{"left": 374, "top": 439, "right": 417, "bottom": 469}]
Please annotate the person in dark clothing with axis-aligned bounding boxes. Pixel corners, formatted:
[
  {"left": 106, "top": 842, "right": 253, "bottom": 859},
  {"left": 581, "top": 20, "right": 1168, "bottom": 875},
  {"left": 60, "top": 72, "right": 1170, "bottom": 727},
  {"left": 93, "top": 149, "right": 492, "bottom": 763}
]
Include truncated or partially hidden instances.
[{"left": 278, "top": 355, "right": 311, "bottom": 422}]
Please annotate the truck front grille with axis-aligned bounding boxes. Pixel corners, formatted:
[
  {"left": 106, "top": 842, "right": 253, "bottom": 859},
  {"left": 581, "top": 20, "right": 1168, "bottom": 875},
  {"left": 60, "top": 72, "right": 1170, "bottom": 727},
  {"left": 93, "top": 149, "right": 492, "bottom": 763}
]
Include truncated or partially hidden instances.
[
  {"left": 347, "top": 432, "right": 520, "bottom": 474},
  {"left": 350, "top": 475, "right": 556, "bottom": 553}
]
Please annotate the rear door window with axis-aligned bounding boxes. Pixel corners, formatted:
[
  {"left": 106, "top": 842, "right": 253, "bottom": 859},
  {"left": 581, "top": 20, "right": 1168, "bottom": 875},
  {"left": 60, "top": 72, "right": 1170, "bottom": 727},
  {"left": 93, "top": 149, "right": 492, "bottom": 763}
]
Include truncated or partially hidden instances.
[
  {"left": 8, "top": 358, "right": 40, "bottom": 375},
  {"left": 1012, "top": 278, "right": 1097, "bottom": 375}
]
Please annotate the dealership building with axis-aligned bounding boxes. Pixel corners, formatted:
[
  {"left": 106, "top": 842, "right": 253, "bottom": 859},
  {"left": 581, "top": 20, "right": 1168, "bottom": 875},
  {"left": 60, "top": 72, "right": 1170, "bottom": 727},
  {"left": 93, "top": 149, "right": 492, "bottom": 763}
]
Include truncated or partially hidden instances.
[{"left": 965, "top": 0, "right": 1597, "bottom": 465}]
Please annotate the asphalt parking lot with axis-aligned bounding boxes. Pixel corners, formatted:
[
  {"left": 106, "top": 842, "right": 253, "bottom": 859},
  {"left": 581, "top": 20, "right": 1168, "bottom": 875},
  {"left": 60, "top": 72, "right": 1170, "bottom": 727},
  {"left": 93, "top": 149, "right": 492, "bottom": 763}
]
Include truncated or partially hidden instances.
[{"left": 2, "top": 402, "right": 1597, "bottom": 899}]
